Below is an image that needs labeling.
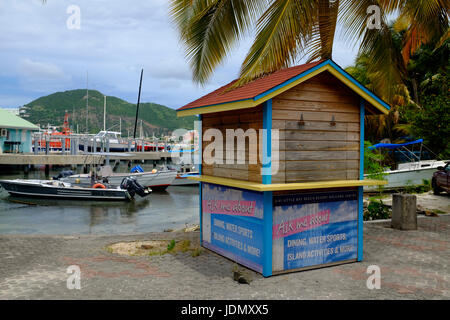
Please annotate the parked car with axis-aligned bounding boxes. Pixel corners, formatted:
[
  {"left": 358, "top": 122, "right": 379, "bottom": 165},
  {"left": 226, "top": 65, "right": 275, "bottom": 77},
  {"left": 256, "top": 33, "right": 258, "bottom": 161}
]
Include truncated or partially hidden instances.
[{"left": 432, "top": 162, "right": 450, "bottom": 195}]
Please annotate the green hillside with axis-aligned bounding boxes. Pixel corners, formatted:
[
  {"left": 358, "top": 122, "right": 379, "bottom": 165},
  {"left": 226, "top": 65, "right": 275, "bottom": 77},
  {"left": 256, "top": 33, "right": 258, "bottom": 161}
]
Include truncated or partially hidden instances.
[{"left": 20, "top": 89, "right": 197, "bottom": 136}]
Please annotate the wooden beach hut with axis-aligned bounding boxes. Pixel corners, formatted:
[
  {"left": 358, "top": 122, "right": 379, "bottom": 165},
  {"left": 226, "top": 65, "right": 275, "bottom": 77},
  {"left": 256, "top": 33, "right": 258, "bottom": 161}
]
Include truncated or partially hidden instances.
[{"left": 177, "top": 59, "right": 389, "bottom": 276}]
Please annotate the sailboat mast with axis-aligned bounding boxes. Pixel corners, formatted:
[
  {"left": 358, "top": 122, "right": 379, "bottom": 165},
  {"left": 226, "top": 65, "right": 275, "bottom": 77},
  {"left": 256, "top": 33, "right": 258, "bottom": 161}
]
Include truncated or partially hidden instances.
[
  {"left": 133, "top": 69, "right": 144, "bottom": 139},
  {"left": 103, "top": 95, "right": 106, "bottom": 131},
  {"left": 86, "top": 71, "right": 89, "bottom": 133}
]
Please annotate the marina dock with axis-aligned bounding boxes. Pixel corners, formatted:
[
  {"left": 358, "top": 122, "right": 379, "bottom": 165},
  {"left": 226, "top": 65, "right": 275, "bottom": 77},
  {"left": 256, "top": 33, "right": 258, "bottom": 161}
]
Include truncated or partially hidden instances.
[{"left": 0, "top": 151, "right": 172, "bottom": 166}]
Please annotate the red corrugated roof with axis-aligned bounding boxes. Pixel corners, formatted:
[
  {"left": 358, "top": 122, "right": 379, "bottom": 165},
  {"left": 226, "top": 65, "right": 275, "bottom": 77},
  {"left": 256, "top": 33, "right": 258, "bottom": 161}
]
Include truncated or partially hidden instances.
[{"left": 178, "top": 60, "right": 324, "bottom": 111}]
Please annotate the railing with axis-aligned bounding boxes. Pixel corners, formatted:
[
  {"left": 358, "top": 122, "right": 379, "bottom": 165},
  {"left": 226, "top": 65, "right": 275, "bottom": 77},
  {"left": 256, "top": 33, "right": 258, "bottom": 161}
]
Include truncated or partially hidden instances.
[{"left": 31, "top": 133, "right": 191, "bottom": 156}]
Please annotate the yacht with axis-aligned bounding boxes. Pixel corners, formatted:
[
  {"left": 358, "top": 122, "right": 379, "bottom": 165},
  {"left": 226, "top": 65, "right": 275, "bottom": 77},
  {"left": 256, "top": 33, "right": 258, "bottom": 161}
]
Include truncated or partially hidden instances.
[
  {"left": 364, "top": 139, "right": 449, "bottom": 190},
  {"left": 79, "top": 131, "right": 134, "bottom": 152}
]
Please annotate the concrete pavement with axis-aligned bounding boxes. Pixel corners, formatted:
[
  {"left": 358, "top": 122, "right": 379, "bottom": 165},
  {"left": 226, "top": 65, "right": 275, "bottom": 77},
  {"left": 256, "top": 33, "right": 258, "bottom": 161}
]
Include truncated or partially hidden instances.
[{"left": 0, "top": 215, "right": 449, "bottom": 299}]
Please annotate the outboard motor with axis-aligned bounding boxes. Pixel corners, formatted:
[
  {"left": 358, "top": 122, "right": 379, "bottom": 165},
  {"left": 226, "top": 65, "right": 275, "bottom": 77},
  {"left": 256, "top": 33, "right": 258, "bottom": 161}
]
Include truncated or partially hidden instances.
[
  {"left": 120, "top": 177, "right": 152, "bottom": 198},
  {"left": 53, "top": 170, "right": 74, "bottom": 180}
]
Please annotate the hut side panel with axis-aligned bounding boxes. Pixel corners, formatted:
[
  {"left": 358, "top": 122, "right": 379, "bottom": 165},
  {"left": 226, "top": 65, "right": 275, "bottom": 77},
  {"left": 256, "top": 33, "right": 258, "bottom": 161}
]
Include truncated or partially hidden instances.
[
  {"left": 272, "top": 71, "right": 361, "bottom": 183},
  {"left": 202, "top": 106, "right": 263, "bottom": 183}
]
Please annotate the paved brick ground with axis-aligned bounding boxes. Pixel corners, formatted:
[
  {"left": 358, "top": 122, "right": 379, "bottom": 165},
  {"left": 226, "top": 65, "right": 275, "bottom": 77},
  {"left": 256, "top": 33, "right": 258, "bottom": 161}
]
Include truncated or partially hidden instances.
[{"left": 0, "top": 215, "right": 449, "bottom": 300}]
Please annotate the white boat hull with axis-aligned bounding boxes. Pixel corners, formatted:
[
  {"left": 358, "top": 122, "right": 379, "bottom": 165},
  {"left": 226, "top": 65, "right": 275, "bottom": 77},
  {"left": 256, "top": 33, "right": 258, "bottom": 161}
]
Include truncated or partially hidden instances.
[
  {"left": 364, "top": 160, "right": 448, "bottom": 191},
  {"left": 62, "top": 170, "right": 177, "bottom": 190}
]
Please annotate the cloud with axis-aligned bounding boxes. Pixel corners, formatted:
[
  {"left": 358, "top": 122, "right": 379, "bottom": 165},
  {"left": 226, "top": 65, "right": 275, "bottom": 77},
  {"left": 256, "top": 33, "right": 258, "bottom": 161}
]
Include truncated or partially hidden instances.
[
  {"left": 19, "top": 58, "right": 68, "bottom": 80},
  {"left": 0, "top": 0, "right": 359, "bottom": 109}
]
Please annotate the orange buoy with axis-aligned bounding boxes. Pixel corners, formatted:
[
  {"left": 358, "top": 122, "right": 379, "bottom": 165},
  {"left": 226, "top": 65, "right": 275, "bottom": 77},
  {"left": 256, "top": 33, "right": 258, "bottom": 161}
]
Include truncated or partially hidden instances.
[{"left": 92, "top": 183, "right": 106, "bottom": 189}]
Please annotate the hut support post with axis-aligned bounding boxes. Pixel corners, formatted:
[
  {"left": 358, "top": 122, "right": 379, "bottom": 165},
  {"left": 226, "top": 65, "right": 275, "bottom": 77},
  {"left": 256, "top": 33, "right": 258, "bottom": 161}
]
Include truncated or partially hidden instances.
[
  {"left": 263, "top": 191, "right": 273, "bottom": 277},
  {"left": 198, "top": 115, "right": 203, "bottom": 244},
  {"left": 262, "top": 100, "right": 272, "bottom": 184},
  {"left": 358, "top": 99, "right": 365, "bottom": 262},
  {"left": 262, "top": 100, "right": 273, "bottom": 277}
]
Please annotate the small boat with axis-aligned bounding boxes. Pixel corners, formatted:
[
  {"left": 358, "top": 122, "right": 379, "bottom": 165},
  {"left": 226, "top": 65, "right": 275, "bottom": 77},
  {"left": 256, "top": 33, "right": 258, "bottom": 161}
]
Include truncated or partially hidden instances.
[
  {"left": 0, "top": 177, "right": 151, "bottom": 201},
  {"left": 33, "top": 111, "right": 73, "bottom": 152},
  {"left": 364, "top": 139, "right": 449, "bottom": 190},
  {"left": 170, "top": 164, "right": 199, "bottom": 186},
  {"left": 59, "top": 165, "right": 177, "bottom": 190},
  {"left": 79, "top": 131, "right": 134, "bottom": 152},
  {"left": 172, "top": 172, "right": 199, "bottom": 186},
  {"left": 135, "top": 142, "right": 166, "bottom": 152}
]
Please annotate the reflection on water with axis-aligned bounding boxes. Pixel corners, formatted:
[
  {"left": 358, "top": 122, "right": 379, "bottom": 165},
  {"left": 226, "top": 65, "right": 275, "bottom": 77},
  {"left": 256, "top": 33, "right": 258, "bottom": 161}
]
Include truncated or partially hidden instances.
[{"left": 0, "top": 166, "right": 199, "bottom": 235}]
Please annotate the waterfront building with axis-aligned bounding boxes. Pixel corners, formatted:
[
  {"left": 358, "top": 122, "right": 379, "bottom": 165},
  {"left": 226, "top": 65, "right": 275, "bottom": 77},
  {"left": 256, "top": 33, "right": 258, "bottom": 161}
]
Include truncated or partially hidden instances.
[{"left": 0, "top": 108, "right": 39, "bottom": 153}]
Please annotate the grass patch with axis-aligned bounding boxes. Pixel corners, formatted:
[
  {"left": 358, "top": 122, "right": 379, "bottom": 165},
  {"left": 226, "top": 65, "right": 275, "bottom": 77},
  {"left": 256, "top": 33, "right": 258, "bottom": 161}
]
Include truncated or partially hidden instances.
[
  {"left": 105, "top": 246, "right": 114, "bottom": 254},
  {"left": 167, "top": 239, "right": 176, "bottom": 252},
  {"left": 105, "top": 239, "right": 203, "bottom": 257},
  {"left": 191, "top": 247, "right": 203, "bottom": 257},
  {"left": 402, "top": 179, "right": 432, "bottom": 194}
]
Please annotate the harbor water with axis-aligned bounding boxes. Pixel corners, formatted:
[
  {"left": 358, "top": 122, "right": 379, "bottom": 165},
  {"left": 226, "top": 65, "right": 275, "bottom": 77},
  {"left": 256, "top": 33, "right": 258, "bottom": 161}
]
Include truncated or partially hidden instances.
[{"left": 0, "top": 165, "right": 199, "bottom": 235}]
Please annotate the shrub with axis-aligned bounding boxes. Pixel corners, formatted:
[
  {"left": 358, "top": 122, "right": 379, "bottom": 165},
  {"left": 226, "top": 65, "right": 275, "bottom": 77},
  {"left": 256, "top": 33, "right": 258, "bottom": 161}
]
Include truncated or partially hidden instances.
[
  {"left": 364, "top": 200, "right": 391, "bottom": 221},
  {"left": 364, "top": 141, "right": 387, "bottom": 180},
  {"left": 167, "top": 239, "right": 176, "bottom": 252}
]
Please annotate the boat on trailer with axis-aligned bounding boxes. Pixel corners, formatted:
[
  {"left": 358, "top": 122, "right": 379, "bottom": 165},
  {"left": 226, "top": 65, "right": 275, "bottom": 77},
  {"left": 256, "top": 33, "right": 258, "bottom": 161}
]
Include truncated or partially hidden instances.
[
  {"left": 0, "top": 177, "right": 151, "bottom": 201},
  {"left": 364, "top": 139, "right": 449, "bottom": 190}
]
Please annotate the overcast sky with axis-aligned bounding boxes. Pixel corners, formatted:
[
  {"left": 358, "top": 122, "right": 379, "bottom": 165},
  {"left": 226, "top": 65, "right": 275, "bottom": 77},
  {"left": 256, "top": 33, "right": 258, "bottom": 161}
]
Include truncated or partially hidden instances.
[{"left": 0, "top": 0, "right": 360, "bottom": 109}]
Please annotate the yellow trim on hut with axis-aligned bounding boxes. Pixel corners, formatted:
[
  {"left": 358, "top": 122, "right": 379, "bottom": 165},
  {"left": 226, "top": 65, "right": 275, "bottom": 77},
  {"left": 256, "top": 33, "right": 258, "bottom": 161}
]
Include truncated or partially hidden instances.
[{"left": 189, "top": 175, "right": 387, "bottom": 192}]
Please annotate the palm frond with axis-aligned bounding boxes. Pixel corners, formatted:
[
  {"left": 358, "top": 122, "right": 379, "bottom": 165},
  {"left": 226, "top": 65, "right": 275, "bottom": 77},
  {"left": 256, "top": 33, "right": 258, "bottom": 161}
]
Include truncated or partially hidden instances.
[
  {"left": 434, "top": 28, "right": 450, "bottom": 50},
  {"left": 170, "top": 0, "right": 195, "bottom": 38},
  {"left": 169, "top": 0, "right": 267, "bottom": 84},
  {"left": 394, "top": 123, "right": 413, "bottom": 135},
  {"left": 316, "top": 0, "right": 339, "bottom": 60},
  {"left": 237, "top": 0, "right": 318, "bottom": 85},
  {"left": 399, "top": 0, "right": 449, "bottom": 64},
  {"left": 339, "top": 1, "right": 407, "bottom": 104}
]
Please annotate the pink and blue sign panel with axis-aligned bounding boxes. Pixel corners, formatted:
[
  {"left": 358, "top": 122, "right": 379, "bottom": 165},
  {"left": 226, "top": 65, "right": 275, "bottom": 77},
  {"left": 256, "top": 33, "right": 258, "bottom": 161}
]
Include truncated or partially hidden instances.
[
  {"left": 201, "top": 183, "right": 264, "bottom": 273},
  {"left": 272, "top": 191, "right": 358, "bottom": 272}
]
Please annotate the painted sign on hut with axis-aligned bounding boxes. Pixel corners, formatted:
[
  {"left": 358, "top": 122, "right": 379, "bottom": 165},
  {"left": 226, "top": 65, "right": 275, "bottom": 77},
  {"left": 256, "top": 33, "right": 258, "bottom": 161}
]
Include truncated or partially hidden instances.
[{"left": 177, "top": 59, "right": 388, "bottom": 276}]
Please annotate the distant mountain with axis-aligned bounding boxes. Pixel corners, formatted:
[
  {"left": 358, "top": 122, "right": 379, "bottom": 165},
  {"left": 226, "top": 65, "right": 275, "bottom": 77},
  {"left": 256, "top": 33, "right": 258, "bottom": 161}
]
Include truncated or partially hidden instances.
[{"left": 20, "top": 89, "right": 197, "bottom": 136}]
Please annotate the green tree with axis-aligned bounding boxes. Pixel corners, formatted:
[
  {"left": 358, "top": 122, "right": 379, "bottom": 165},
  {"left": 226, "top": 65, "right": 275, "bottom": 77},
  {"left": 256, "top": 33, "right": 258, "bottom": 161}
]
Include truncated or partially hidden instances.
[
  {"left": 170, "top": 0, "right": 448, "bottom": 103},
  {"left": 403, "top": 67, "right": 450, "bottom": 159},
  {"left": 364, "top": 141, "right": 386, "bottom": 180},
  {"left": 347, "top": 27, "right": 449, "bottom": 146}
]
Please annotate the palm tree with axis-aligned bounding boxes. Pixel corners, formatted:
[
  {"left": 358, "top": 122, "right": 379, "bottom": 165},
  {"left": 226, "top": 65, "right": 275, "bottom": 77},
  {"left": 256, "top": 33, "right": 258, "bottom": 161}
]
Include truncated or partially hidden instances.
[{"left": 170, "top": 0, "right": 448, "bottom": 103}]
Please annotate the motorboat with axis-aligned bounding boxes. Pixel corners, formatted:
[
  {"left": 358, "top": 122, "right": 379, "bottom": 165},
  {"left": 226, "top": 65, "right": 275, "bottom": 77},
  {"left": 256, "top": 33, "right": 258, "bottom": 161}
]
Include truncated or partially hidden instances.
[
  {"left": 364, "top": 139, "right": 449, "bottom": 190},
  {"left": 79, "top": 131, "right": 134, "bottom": 152},
  {"left": 58, "top": 165, "right": 177, "bottom": 190},
  {"left": 169, "top": 164, "right": 199, "bottom": 186},
  {"left": 0, "top": 177, "right": 151, "bottom": 201}
]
